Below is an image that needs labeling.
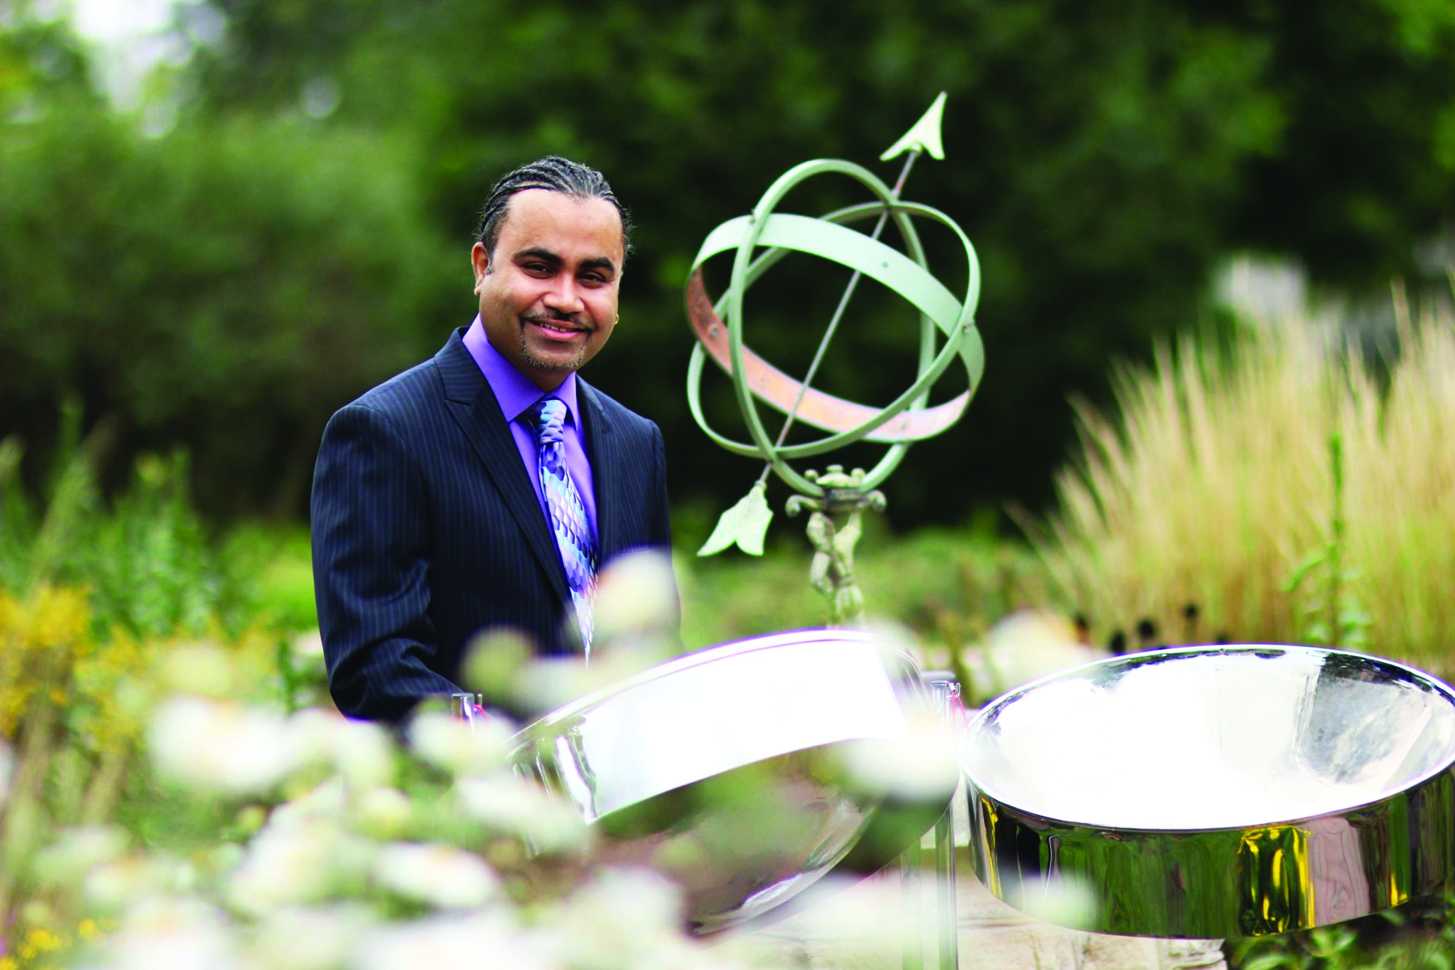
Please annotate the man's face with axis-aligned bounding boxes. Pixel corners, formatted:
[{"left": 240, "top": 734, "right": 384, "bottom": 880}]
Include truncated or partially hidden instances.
[{"left": 471, "top": 189, "right": 624, "bottom": 391}]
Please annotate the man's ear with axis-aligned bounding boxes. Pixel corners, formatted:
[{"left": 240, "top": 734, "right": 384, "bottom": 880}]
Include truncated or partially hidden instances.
[{"left": 470, "top": 242, "right": 491, "bottom": 292}]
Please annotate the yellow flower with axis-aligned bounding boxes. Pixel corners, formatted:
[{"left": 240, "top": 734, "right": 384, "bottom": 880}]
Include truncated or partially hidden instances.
[
  {"left": 24, "top": 926, "right": 63, "bottom": 952},
  {"left": 0, "top": 955, "right": 18, "bottom": 970},
  {"left": 31, "top": 585, "right": 91, "bottom": 648},
  {"left": 77, "top": 918, "right": 99, "bottom": 940}
]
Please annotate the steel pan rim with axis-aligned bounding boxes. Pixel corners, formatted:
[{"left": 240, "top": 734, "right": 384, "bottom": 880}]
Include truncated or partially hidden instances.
[
  {"left": 962, "top": 642, "right": 1455, "bottom": 835},
  {"left": 510, "top": 626, "right": 922, "bottom": 750},
  {"left": 965, "top": 763, "right": 1455, "bottom": 838}
]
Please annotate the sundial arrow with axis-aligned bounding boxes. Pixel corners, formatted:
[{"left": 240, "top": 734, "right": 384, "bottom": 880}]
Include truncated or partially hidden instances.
[
  {"left": 698, "top": 93, "right": 950, "bottom": 558},
  {"left": 880, "top": 90, "right": 947, "bottom": 162}
]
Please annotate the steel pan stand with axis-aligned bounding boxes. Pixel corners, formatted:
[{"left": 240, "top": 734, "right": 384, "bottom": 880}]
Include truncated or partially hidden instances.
[{"left": 902, "top": 671, "right": 961, "bottom": 970}]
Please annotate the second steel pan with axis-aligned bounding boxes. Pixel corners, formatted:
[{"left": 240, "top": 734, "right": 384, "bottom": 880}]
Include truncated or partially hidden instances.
[
  {"left": 962, "top": 644, "right": 1455, "bottom": 938},
  {"left": 511, "top": 627, "right": 957, "bottom": 934}
]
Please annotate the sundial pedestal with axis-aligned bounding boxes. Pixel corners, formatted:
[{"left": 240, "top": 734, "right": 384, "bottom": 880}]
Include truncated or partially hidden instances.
[{"left": 785, "top": 466, "right": 886, "bottom": 628}]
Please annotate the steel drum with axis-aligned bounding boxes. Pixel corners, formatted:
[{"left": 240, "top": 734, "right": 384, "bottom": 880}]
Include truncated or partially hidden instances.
[
  {"left": 962, "top": 644, "right": 1455, "bottom": 938},
  {"left": 510, "top": 628, "right": 957, "bottom": 934}
]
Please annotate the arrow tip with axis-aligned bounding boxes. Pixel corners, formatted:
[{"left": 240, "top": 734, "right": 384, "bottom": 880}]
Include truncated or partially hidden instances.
[{"left": 880, "top": 91, "right": 948, "bottom": 163}]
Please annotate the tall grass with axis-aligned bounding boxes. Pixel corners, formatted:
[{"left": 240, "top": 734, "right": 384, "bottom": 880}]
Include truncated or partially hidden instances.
[{"left": 1030, "top": 296, "right": 1455, "bottom": 674}]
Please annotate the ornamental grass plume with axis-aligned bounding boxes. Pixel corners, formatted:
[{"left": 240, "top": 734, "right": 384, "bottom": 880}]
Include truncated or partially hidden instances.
[{"left": 1030, "top": 290, "right": 1455, "bottom": 674}]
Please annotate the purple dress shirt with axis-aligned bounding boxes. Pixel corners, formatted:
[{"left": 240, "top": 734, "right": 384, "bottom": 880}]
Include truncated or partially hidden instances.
[{"left": 462, "top": 317, "right": 599, "bottom": 542}]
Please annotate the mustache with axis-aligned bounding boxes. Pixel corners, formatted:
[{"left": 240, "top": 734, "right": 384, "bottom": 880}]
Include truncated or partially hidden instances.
[{"left": 522, "top": 313, "right": 593, "bottom": 333}]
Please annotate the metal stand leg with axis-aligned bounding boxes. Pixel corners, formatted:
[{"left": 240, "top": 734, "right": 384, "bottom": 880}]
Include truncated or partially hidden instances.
[
  {"left": 900, "top": 671, "right": 962, "bottom": 970},
  {"left": 901, "top": 847, "right": 925, "bottom": 970},
  {"left": 934, "top": 806, "right": 958, "bottom": 970},
  {"left": 899, "top": 806, "right": 958, "bottom": 970}
]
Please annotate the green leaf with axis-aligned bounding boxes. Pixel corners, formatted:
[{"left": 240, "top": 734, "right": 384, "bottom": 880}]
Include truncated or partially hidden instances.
[
  {"left": 1422, "top": 949, "right": 1453, "bottom": 970},
  {"left": 1282, "top": 548, "right": 1325, "bottom": 593},
  {"left": 697, "top": 481, "right": 773, "bottom": 557}
]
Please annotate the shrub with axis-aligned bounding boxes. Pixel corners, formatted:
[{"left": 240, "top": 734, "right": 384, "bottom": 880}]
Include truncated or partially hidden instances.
[
  {"left": 0, "top": 425, "right": 280, "bottom": 926},
  {"left": 676, "top": 515, "right": 1045, "bottom": 659}
]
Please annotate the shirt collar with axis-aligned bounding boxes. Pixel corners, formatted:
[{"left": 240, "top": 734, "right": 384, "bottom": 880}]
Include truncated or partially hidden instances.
[{"left": 463, "top": 316, "right": 581, "bottom": 427}]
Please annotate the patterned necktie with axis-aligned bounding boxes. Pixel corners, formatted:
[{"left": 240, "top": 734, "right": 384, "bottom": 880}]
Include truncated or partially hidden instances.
[{"left": 533, "top": 397, "right": 596, "bottom": 655}]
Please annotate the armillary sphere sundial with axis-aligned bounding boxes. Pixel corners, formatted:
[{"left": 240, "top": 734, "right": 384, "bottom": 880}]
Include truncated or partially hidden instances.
[{"left": 685, "top": 93, "right": 984, "bottom": 624}]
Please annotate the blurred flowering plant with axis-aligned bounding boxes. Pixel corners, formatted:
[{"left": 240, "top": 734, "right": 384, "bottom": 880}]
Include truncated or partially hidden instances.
[{"left": 0, "top": 436, "right": 932, "bottom": 968}]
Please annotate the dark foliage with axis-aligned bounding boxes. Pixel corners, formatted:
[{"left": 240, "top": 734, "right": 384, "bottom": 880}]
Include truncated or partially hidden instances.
[{"left": 5, "top": 1, "right": 1455, "bottom": 527}]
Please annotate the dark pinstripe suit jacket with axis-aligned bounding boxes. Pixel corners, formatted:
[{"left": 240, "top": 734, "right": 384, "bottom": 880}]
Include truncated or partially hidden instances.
[{"left": 310, "top": 328, "right": 672, "bottom": 722}]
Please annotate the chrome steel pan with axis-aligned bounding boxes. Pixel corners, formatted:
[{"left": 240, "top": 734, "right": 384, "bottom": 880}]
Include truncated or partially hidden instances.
[
  {"left": 962, "top": 644, "right": 1455, "bottom": 938},
  {"left": 511, "top": 628, "right": 956, "bottom": 934}
]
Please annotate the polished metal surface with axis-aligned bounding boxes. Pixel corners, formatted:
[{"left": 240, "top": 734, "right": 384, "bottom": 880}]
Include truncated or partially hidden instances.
[
  {"left": 511, "top": 628, "right": 956, "bottom": 934},
  {"left": 962, "top": 644, "right": 1455, "bottom": 938}
]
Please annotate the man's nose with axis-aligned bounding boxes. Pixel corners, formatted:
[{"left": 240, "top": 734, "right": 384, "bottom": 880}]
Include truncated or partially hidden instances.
[{"left": 542, "top": 275, "right": 583, "bottom": 314}]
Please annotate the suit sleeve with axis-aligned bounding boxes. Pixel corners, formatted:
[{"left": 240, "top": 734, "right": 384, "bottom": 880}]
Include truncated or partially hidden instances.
[
  {"left": 648, "top": 420, "right": 683, "bottom": 643},
  {"left": 649, "top": 421, "right": 673, "bottom": 551},
  {"left": 311, "top": 402, "right": 461, "bottom": 722}
]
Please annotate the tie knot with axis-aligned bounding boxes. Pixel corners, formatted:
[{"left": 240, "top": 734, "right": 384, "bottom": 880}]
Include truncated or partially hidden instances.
[{"left": 534, "top": 397, "right": 567, "bottom": 445}]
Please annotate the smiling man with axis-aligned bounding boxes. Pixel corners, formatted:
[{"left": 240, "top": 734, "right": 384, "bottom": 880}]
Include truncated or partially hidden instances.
[{"left": 311, "top": 156, "right": 673, "bottom": 723}]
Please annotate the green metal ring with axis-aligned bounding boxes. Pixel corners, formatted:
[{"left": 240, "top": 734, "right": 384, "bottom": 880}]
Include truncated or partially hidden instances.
[{"left": 686, "top": 158, "right": 982, "bottom": 494}]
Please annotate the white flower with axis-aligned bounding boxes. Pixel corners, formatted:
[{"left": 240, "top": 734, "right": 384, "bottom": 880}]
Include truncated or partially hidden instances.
[
  {"left": 511, "top": 656, "right": 603, "bottom": 712},
  {"left": 248, "top": 904, "right": 373, "bottom": 970},
  {"left": 149, "top": 697, "right": 295, "bottom": 797},
  {"left": 102, "top": 896, "right": 240, "bottom": 970},
  {"left": 592, "top": 549, "right": 679, "bottom": 647},
  {"left": 461, "top": 629, "right": 533, "bottom": 704},
  {"left": 1011, "top": 873, "right": 1099, "bottom": 930},
  {"left": 34, "top": 825, "right": 128, "bottom": 887},
  {"left": 372, "top": 842, "right": 499, "bottom": 910},
  {"left": 273, "top": 776, "right": 349, "bottom": 827},
  {"left": 567, "top": 866, "right": 683, "bottom": 935},
  {"left": 290, "top": 709, "right": 340, "bottom": 766},
  {"left": 535, "top": 867, "right": 690, "bottom": 968},
  {"left": 837, "top": 706, "right": 960, "bottom": 802},
  {"left": 407, "top": 710, "right": 513, "bottom": 777},
  {"left": 85, "top": 855, "right": 173, "bottom": 912},
  {"left": 84, "top": 860, "right": 135, "bottom": 912},
  {"left": 512, "top": 651, "right": 661, "bottom": 712},
  {"left": 455, "top": 774, "right": 589, "bottom": 853},
  {"left": 964, "top": 609, "right": 1099, "bottom": 699},
  {"left": 290, "top": 709, "right": 395, "bottom": 790},
  {"left": 743, "top": 874, "right": 917, "bottom": 965},
  {"left": 331, "top": 721, "right": 395, "bottom": 789},
  {"left": 353, "top": 787, "right": 413, "bottom": 840},
  {"left": 227, "top": 814, "right": 373, "bottom": 916},
  {"left": 356, "top": 914, "right": 546, "bottom": 970}
]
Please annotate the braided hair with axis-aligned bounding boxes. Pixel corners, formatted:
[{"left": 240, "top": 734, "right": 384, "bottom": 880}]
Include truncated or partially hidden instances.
[{"left": 474, "top": 155, "right": 632, "bottom": 261}]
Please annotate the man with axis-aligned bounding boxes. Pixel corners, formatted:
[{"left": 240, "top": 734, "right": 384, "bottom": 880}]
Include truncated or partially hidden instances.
[{"left": 311, "top": 156, "right": 672, "bottom": 723}]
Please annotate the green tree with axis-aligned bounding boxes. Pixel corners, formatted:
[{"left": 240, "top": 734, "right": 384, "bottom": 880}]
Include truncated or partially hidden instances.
[
  {"left": 6, "top": 0, "right": 1455, "bottom": 525},
  {"left": 0, "top": 94, "right": 457, "bottom": 514}
]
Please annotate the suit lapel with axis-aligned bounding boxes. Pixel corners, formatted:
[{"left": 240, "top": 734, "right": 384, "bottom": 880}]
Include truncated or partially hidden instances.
[
  {"left": 578, "top": 379, "right": 622, "bottom": 561},
  {"left": 434, "top": 331, "right": 570, "bottom": 605}
]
